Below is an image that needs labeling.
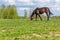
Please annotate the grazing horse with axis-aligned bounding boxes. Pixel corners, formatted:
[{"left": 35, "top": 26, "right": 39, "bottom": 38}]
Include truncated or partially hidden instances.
[{"left": 30, "top": 7, "right": 53, "bottom": 21}]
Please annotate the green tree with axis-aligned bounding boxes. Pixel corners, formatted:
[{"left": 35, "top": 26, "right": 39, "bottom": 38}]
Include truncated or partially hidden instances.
[
  {"left": 0, "top": 4, "right": 19, "bottom": 19},
  {"left": 0, "top": 4, "right": 6, "bottom": 19},
  {"left": 7, "top": 5, "right": 18, "bottom": 19}
]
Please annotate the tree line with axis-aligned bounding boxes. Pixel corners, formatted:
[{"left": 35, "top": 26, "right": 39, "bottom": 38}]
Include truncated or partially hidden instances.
[{"left": 0, "top": 4, "right": 20, "bottom": 19}]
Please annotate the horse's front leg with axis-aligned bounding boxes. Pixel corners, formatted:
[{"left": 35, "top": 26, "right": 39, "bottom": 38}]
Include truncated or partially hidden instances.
[
  {"left": 35, "top": 14, "right": 37, "bottom": 21},
  {"left": 47, "top": 15, "right": 49, "bottom": 21},
  {"left": 37, "top": 14, "right": 42, "bottom": 21}
]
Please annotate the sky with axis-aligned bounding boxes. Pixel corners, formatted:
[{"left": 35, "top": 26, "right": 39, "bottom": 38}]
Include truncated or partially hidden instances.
[{"left": 0, "top": 0, "right": 60, "bottom": 16}]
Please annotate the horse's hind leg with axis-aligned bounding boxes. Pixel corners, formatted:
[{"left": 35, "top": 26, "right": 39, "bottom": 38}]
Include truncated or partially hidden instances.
[{"left": 46, "top": 12, "right": 49, "bottom": 21}]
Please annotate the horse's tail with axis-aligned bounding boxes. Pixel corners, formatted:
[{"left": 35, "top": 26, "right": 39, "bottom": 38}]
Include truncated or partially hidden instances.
[{"left": 49, "top": 9, "right": 53, "bottom": 16}]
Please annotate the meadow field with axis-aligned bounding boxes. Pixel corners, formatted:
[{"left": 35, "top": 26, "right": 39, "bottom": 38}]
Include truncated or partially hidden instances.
[{"left": 0, "top": 18, "right": 60, "bottom": 40}]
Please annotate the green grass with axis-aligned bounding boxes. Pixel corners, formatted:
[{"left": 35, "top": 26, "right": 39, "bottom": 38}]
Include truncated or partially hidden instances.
[{"left": 0, "top": 19, "right": 60, "bottom": 40}]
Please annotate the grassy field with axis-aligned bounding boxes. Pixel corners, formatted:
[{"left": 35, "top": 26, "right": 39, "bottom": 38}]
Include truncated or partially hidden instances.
[{"left": 0, "top": 19, "right": 60, "bottom": 40}]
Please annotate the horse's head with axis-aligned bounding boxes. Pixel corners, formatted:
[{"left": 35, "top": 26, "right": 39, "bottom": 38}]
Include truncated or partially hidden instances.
[
  {"left": 30, "top": 12, "right": 34, "bottom": 20},
  {"left": 30, "top": 16, "right": 34, "bottom": 20},
  {"left": 30, "top": 14, "right": 33, "bottom": 20}
]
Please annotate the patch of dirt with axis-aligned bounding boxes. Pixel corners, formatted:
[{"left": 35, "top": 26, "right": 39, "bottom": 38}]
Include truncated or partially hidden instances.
[
  {"left": 32, "top": 33, "right": 41, "bottom": 37},
  {"left": 1, "top": 29, "right": 6, "bottom": 32},
  {"left": 4, "top": 37, "right": 14, "bottom": 40},
  {"left": 54, "top": 32, "right": 60, "bottom": 37},
  {"left": 19, "top": 34, "right": 32, "bottom": 39},
  {"left": 18, "top": 32, "right": 60, "bottom": 39},
  {"left": 32, "top": 32, "right": 60, "bottom": 37}
]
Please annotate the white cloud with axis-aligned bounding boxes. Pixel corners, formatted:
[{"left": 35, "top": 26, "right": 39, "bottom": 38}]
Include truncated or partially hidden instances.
[
  {"left": 32, "top": 0, "right": 50, "bottom": 2},
  {"left": 55, "top": 0, "right": 60, "bottom": 2},
  {"left": 4, "top": 0, "right": 34, "bottom": 5},
  {"left": 18, "top": 8, "right": 29, "bottom": 10},
  {"left": 26, "top": 2, "right": 34, "bottom": 5},
  {"left": 4, "top": 0, "right": 8, "bottom": 2},
  {"left": 52, "top": 4, "right": 60, "bottom": 11},
  {"left": 53, "top": 4, "right": 60, "bottom": 7},
  {"left": 39, "top": 0, "right": 50, "bottom": 2},
  {"left": 56, "top": 7, "right": 60, "bottom": 10},
  {"left": 16, "top": 0, "right": 34, "bottom": 6},
  {"left": 4, "top": 0, "right": 16, "bottom": 5},
  {"left": 17, "top": 0, "right": 31, "bottom": 2}
]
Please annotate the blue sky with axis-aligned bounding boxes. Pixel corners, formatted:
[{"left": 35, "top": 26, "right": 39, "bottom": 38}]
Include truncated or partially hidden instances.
[{"left": 0, "top": 0, "right": 60, "bottom": 16}]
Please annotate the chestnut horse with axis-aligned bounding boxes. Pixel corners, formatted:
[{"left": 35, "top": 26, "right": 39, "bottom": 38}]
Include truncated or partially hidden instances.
[{"left": 30, "top": 7, "right": 53, "bottom": 21}]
